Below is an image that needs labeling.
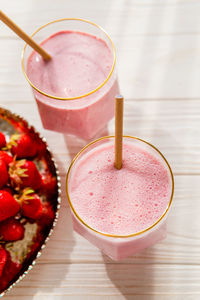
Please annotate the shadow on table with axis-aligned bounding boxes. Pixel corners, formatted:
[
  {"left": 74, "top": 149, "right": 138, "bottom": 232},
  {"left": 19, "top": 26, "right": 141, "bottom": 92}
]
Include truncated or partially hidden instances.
[
  {"left": 63, "top": 125, "right": 109, "bottom": 161},
  {"left": 103, "top": 247, "right": 157, "bottom": 300}
]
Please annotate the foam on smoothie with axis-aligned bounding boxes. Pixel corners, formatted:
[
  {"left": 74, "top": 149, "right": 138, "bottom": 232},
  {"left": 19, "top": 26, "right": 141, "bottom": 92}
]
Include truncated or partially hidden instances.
[
  {"left": 27, "top": 31, "right": 113, "bottom": 99},
  {"left": 70, "top": 141, "right": 172, "bottom": 236}
]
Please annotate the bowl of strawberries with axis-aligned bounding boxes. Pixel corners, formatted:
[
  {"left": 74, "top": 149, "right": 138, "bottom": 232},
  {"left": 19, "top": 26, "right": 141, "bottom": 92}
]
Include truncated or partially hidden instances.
[{"left": 0, "top": 107, "right": 60, "bottom": 297}]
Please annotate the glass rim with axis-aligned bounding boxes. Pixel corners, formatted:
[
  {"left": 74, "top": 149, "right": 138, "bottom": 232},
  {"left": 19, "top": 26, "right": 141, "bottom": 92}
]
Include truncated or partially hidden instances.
[
  {"left": 21, "top": 18, "right": 116, "bottom": 101},
  {"left": 66, "top": 135, "right": 174, "bottom": 238}
]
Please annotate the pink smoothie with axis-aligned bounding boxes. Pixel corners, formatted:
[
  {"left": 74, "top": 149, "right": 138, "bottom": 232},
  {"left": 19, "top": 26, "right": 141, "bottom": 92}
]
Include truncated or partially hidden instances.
[
  {"left": 26, "top": 31, "right": 119, "bottom": 139},
  {"left": 70, "top": 141, "right": 172, "bottom": 236}
]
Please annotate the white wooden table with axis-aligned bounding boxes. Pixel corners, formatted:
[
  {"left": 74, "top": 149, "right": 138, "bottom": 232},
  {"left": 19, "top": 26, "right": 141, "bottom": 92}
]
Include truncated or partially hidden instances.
[{"left": 1, "top": 0, "right": 200, "bottom": 299}]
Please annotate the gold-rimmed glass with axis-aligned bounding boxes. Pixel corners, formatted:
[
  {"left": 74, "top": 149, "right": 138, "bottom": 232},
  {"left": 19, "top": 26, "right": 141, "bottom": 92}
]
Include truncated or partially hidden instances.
[
  {"left": 66, "top": 135, "right": 174, "bottom": 238},
  {"left": 21, "top": 18, "right": 116, "bottom": 101},
  {"left": 66, "top": 136, "right": 174, "bottom": 260},
  {"left": 21, "top": 19, "right": 119, "bottom": 139}
]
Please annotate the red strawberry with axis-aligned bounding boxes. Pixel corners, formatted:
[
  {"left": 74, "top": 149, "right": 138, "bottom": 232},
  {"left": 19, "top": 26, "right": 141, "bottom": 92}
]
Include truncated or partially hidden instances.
[
  {"left": 0, "top": 132, "right": 6, "bottom": 149},
  {"left": 41, "top": 173, "right": 57, "bottom": 196},
  {"left": 0, "top": 151, "right": 13, "bottom": 165},
  {"left": 9, "top": 159, "right": 42, "bottom": 190},
  {"left": 0, "top": 246, "right": 7, "bottom": 277},
  {"left": 0, "top": 160, "right": 9, "bottom": 188},
  {"left": 35, "top": 139, "right": 46, "bottom": 158},
  {"left": 9, "top": 118, "right": 27, "bottom": 133},
  {"left": 19, "top": 188, "right": 43, "bottom": 219},
  {"left": 0, "top": 218, "right": 24, "bottom": 241},
  {"left": 38, "top": 202, "right": 55, "bottom": 226},
  {"left": 1, "top": 187, "right": 13, "bottom": 195},
  {"left": 0, "top": 191, "right": 20, "bottom": 222},
  {"left": 0, "top": 252, "right": 22, "bottom": 292},
  {"left": 8, "top": 133, "right": 38, "bottom": 158}
]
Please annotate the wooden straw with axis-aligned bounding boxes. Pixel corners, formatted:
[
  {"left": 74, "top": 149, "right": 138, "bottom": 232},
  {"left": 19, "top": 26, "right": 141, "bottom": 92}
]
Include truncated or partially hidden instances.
[
  {"left": 0, "top": 10, "right": 51, "bottom": 61},
  {"left": 115, "top": 95, "right": 124, "bottom": 170}
]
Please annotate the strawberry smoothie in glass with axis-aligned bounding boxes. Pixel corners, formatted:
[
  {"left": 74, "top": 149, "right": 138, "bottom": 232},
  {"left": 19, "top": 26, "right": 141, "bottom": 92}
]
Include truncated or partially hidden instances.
[
  {"left": 21, "top": 19, "right": 119, "bottom": 140},
  {"left": 66, "top": 136, "right": 174, "bottom": 261}
]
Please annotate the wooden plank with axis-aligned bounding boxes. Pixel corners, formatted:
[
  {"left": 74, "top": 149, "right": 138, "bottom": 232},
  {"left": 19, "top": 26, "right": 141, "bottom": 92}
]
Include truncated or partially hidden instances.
[
  {"left": 1, "top": 0, "right": 200, "bottom": 38},
  {"left": 4, "top": 263, "right": 200, "bottom": 299},
  {"left": 1, "top": 0, "right": 199, "bottom": 299},
  {"left": 0, "top": 99, "right": 200, "bottom": 174}
]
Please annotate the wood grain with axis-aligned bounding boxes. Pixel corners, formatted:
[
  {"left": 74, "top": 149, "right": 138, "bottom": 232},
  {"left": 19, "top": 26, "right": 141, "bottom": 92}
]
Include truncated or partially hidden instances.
[
  {"left": 4, "top": 263, "right": 200, "bottom": 300},
  {"left": 0, "top": 99, "right": 199, "bottom": 175},
  {"left": 1, "top": 0, "right": 200, "bottom": 299},
  {"left": 2, "top": 0, "right": 200, "bottom": 38}
]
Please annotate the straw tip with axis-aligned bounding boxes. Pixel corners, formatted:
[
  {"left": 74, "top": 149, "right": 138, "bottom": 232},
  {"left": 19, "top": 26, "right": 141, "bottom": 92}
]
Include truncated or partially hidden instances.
[{"left": 115, "top": 94, "right": 124, "bottom": 100}]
